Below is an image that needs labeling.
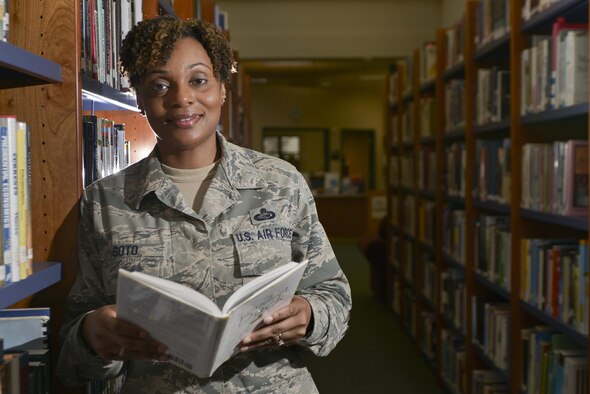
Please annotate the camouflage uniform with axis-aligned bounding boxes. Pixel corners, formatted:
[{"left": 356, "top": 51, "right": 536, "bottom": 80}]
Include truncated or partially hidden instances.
[{"left": 56, "top": 133, "right": 352, "bottom": 393}]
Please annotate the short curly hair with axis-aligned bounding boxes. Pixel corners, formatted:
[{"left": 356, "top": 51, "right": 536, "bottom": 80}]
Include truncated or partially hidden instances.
[{"left": 120, "top": 15, "right": 235, "bottom": 89}]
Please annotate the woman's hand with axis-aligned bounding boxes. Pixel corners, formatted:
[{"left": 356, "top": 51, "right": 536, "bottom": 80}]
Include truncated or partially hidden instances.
[
  {"left": 82, "top": 305, "right": 169, "bottom": 361},
  {"left": 239, "top": 295, "right": 312, "bottom": 352}
]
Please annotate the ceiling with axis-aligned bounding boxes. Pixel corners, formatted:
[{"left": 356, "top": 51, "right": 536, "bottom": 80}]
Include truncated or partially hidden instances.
[{"left": 240, "top": 58, "right": 395, "bottom": 88}]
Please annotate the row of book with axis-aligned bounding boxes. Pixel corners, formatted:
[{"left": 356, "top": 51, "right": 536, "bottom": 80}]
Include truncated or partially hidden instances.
[
  {"left": 443, "top": 14, "right": 466, "bottom": 72},
  {"left": 442, "top": 208, "right": 466, "bottom": 265},
  {"left": 419, "top": 311, "right": 436, "bottom": 362},
  {"left": 473, "top": 138, "right": 511, "bottom": 204},
  {"left": 440, "top": 329, "right": 466, "bottom": 393},
  {"left": 81, "top": 0, "right": 143, "bottom": 90},
  {"left": 441, "top": 267, "right": 466, "bottom": 332},
  {"left": 520, "top": 238, "right": 588, "bottom": 333},
  {"left": 521, "top": 18, "right": 588, "bottom": 115},
  {"left": 419, "top": 96, "right": 436, "bottom": 140},
  {"left": 444, "top": 79, "right": 466, "bottom": 133},
  {"left": 422, "top": 257, "right": 436, "bottom": 305},
  {"left": 521, "top": 140, "right": 588, "bottom": 216},
  {"left": 444, "top": 142, "right": 466, "bottom": 198},
  {"left": 0, "top": 308, "right": 51, "bottom": 393},
  {"left": 0, "top": 116, "right": 32, "bottom": 286},
  {"left": 522, "top": 327, "right": 588, "bottom": 394},
  {"left": 417, "top": 200, "right": 435, "bottom": 245},
  {"left": 474, "top": 214, "right": 511, "bottom": 291},
  {"left": 474, "top": 0, "right": 511, "bottom": 50},
  {"left": 417, "top": 147, "right": 436, "bottom": 194},
  {"left": 0, "top": 0, "right": 8, "bottom": 42},
  {"left": 420, "top": 42, "right": 437, "bottom": 85},
  {"left": 475, "top": 67, "right": 510, "bottom": 126},
  {"left": 82, "top": 115, "right": 130, "bottom": 188},
  {"left": 442, "top": 325, "right": 588, "bottom": 393},
  {"left": 472, "top": 298, "right": 510, "bottom": 372},
  {"left": 522, "top": 0, "right": 565, "bottom": 21},
  {"left": 401, "top": 102, "right": 414, "bottom": 143}
]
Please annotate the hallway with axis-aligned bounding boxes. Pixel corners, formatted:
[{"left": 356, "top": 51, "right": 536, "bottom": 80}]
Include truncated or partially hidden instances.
[{"left": 302, "top": 240, "right": 445, "bottom": 394}]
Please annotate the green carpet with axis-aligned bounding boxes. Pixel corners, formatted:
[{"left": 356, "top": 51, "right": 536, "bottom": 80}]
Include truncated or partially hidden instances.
[{"left": 301, "top": 240, "right": 445, "bottom": 394}]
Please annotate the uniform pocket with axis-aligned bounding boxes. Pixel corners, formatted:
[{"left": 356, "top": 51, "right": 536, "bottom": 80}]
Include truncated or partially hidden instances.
[
  {"left": 108, "top": 228, "right": 169, "bottom": 274},
  {"left": 232, "top": 225, "right": 294, "bottom": 277}
]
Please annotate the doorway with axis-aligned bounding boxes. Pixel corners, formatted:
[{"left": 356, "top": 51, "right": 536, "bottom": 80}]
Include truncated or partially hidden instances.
[
  {"left": 341, "top": 129, "right": 375, "bottom": 193},
  {"left": 261, "top": 127, "right": 329, "bottom": 172}
]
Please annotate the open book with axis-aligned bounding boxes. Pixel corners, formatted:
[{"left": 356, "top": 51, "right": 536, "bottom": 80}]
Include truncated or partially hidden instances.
[{"left": 116, "top": 260, "right": 308, "bottom": 378}]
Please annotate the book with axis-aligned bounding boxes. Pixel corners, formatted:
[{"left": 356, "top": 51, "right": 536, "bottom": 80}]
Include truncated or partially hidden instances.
[
  {"left": 116, "top": 260, "right": 308, "bottom": 378},
  {"left": 15, "top": 121, "right": 30, "bottom": 279},
  {"left": 0, "top": 308, "right": 50, "bottom": 351},
  {"left": 550, "top": 17, "right": 588, "bottom": 108},
  {"left": 562, "top": 140, "right": 588, "bottom": 216},
  {"left": 0, "top": 115, "right": 16, "bottom": 284}
]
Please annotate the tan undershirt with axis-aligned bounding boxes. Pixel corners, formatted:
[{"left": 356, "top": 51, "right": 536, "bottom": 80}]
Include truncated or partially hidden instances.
[{"left": 161, "top": 161, "right": 219, "bottom": 213}]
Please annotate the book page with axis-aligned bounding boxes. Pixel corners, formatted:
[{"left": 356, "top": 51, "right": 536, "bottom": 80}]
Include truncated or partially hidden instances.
[
  {"left": 210, "top": 261, "right": 308, "bottom": 371},
  {"left": 116, "top": 271, "right": 224, "bottom": 376},
  {"left": 222, "top": 261, "right": 305, "bottom": 313},
  {"left": 121, "top": 269, "right": 222, "bottom": 316}
]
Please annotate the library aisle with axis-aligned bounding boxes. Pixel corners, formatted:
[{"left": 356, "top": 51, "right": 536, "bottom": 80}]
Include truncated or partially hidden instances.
[{"left": 303, "top": 240, "right": 444, "bottom": 394}]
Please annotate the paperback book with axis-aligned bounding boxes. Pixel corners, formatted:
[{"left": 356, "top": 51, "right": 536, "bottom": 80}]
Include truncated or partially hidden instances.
[{"left": 116, "top": 260, "right": 308, "bottom": 378}]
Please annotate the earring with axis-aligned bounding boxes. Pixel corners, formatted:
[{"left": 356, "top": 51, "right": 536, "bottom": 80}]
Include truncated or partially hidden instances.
[
  {"left": 139, "top": 108, "right": 145, "bottom": 116},
  {"left": 221, "top": 97, "right": 226, "bottom": 105}
]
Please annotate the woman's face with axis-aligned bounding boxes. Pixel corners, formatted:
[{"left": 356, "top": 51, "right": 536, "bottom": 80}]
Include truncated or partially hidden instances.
[{"left": 137, "top": 36, "right": 226, "bottom": 168}]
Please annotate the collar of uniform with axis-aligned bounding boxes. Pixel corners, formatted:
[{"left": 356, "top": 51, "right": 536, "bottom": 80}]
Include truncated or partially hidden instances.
[
  {"left": 217, "top": 133, "right": 268, "bottom": 190},
  {"left": 126, "top": 150, "right": 184, "bottom": 211},
  {"left": 126, "top": 132, "right": 268, "bottom": 211}
]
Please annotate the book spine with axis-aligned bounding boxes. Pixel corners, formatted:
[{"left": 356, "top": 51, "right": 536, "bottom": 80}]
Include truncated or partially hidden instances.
[
  {"left": 16, "top": 122, "right": 28, "bottom": 279},
  {"left": 0, "top": 118, "right": 14, "bottom": 283},
  {"left": 7, "top": 117, "right": 18, "bottom": 283}
]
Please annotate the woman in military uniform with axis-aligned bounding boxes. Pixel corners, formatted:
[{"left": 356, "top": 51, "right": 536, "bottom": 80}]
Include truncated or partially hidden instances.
[{"left": 57, "top": 15, "right": 351, "bottom": 393}]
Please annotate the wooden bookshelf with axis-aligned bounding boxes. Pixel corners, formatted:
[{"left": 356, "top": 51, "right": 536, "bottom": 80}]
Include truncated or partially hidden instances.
[
  {"left": 0, "top": 1, "right": 246, "bottom": 392},
  {"left": 386, "top": 1, "right": 590, "bottom": 393}
]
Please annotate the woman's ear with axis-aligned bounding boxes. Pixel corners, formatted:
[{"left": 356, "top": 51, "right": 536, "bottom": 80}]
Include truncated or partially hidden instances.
[{"left": 221, "top": 84, "right": 227, "bottom": 105}]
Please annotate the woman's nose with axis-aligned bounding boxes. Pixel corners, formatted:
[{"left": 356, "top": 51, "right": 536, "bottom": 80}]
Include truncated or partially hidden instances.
[{"left": 168, "top": 84, "right": 194, "bottom": 108}]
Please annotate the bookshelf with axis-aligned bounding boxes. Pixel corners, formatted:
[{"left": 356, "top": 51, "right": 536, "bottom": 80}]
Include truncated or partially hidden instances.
[
  {"left": 387, "top": 1, "right": 590, "bottom": 393},
  {"left": 0, "top": 36, "right": 63, "bottom": 309},
  {"left": 0, "top": 1, "right": 245, "bottom": 392}
]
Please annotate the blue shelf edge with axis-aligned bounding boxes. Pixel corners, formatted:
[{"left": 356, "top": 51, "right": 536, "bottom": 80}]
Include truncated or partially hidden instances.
[
  {"left": 520, "top": 208, "right": 588, "bottom": 231},
  {"left": 519, "top": 300, "right": 588, "bottom": 347},
  {"left": 0, "top": 262, "right": 62, "bottom": 309},
  {"left": 521, "top": 102, "right": 588, "bottom": 124},
  {"left": 0, "top": 41, "right": 62, "bottom": 86}
]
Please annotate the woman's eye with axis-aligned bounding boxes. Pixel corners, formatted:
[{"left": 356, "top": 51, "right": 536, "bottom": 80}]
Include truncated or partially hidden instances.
[
  {"left": 154, "top": 83, "right": 168, "bottom": 91},
  {"left": 191, "top": 78, "right": 207, "bottom": 86}
]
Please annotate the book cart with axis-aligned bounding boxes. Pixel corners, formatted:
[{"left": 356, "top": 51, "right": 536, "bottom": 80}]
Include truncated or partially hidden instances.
[
  {"left": 0, "top": 1, "right": 247, "bottom": 392},
  {"left": 387, "top": 1, "right": 590, "bottom": 393}
]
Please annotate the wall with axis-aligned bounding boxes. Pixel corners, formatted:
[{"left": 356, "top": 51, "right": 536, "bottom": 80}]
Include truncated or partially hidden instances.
[
  {"left": 216, "top": 0, "right": 460, "bottom": 191},
  {"left": 441, "top": 0, "right": 466, "bottom": 27},
  {"left": 216, "top": 0, "right": 442, "bottom": 59},
  {"left": 250, "top": 82, "right": 388, "bottom": 189}
]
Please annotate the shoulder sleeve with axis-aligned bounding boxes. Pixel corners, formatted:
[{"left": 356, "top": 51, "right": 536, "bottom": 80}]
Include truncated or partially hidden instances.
[
  {"left": 290, "top": 173, "right": 352, "bottom": 356},
  {"left": 56, "top": 191, "right": 124, "bottom": 386}
]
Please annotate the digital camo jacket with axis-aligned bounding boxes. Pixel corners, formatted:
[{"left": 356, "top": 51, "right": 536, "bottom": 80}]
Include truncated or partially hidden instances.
[{"left": 56, "top": 133, "right": 352, "bottom": 393}]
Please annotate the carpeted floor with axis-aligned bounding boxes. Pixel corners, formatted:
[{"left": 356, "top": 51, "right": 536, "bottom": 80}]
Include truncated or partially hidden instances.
[{"left": 301, "top": 240, "right": 445, "bottom": 394}]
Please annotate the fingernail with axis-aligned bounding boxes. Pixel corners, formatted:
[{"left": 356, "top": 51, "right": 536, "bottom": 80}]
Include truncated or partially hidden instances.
[
  {"left": 264, "top": 317, "right": 273, "bottom": 324},
  {"left": 242, "top": 337, "right": 251, "bottom": 344}
]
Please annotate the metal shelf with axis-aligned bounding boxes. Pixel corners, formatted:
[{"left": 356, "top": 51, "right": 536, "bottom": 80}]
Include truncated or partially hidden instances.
[
  {"left": 0, "top": 41, "right": 62, "bottom": 89},
  {"left": 0, "top": 262, "right": 62, "bottom": 309}
]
